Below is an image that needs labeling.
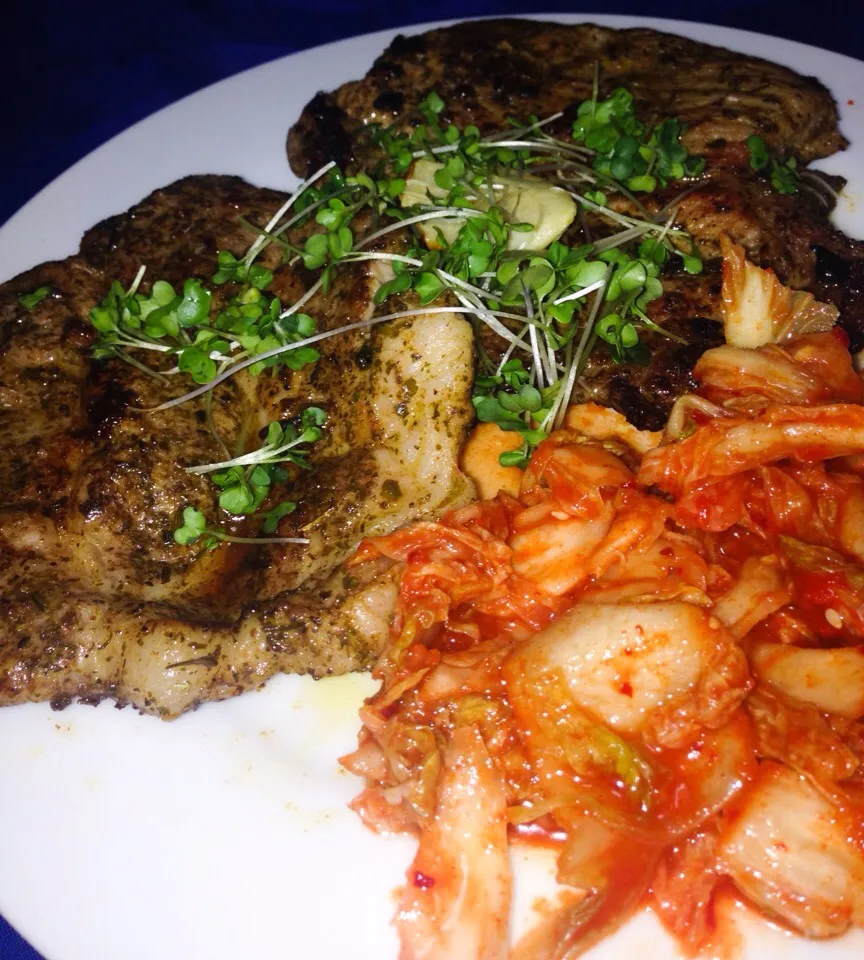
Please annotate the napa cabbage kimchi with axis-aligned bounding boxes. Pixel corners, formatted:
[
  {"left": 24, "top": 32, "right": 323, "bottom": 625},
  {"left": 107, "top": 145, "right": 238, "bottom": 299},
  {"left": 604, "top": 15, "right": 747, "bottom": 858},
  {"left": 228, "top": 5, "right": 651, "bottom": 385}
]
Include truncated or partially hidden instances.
[{"left": 341, "top": 240, "right": 864, "bottom": 959}]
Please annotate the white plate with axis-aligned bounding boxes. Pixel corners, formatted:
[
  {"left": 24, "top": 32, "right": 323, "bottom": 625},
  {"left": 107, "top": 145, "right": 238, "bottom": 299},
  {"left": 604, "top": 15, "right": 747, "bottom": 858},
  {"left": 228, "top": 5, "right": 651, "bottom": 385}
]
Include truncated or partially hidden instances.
[{"left": 1, "top": 15, "right": 863, "bottom": 960}]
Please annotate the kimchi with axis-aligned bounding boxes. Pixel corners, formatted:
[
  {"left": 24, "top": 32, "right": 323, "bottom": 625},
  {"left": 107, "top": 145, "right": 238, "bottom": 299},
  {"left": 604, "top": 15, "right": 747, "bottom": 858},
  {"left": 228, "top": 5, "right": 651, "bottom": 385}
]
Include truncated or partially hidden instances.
[{"left": 341, "top": 243, "right": 864, "bottom": 958}]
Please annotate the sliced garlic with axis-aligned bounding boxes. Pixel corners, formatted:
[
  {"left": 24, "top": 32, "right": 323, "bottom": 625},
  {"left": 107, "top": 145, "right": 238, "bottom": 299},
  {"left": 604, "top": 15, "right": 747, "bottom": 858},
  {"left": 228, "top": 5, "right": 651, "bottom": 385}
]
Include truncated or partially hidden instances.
[{"left": 400, "top": 159, "right": 576, "bottom": 252}]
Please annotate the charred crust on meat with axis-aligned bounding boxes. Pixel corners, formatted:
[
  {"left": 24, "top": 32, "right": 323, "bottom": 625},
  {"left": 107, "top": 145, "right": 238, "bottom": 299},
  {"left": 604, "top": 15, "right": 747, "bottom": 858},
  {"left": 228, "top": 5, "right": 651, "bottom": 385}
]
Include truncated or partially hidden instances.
[
  {"left": 372, "top": 90, "right": 404, "bottom": 114},
  {"left": 285, "top": 92, "right": 355, "bottom": 178},
  {"left": 354, "top": 341, "right": 374, "bottom": 369},
  {"left": 83, "top": 372, "right": 134, "bottom": 441},
  {"left": 814, "top": 245, "right": 852, "bottom": 285},
  {"left": 288, "top": 19, "right": 848, "bottom": 177}
]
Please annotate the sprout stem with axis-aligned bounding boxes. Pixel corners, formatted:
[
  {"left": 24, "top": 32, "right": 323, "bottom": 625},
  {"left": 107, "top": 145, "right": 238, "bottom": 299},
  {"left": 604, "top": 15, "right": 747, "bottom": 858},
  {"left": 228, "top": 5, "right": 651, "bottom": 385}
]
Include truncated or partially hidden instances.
[{"left": 244, "top": 161, "right": 336, "bottom": 265}]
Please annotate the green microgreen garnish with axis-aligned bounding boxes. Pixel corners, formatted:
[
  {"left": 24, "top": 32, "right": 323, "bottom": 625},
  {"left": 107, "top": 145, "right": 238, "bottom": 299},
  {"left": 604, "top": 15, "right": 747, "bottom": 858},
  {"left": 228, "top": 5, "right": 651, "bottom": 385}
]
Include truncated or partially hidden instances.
[
  {"left": 212, "top": 250, "right": 273, "bottom": 289},
  {"left": 172, "top": 506, "right": 309, "bottom": 548},
  {"left": 472, "top": 359, "right": 550, "bottom": 467},
  {"left": 746, "top": 135, "right": 799, "bottom": 195},
  {"left": 188, "top": 406, "right": 326, "bottom": 479},
  {"left": 173, "top": 506, "right": 217, "bottom": 546},
  {"left": 461, "top": 224, "right": 687, "bottom": 463},
  {"left": 19, "top": 285, "right": 51, "bottom": 309},
  {"left": 174, "top": 407, "right": 327, "bottom": 547},
  {"left": 746, "top": 135, "right": 770, "bottom": 171},
  {"left": 418, "top": 90, "right": 446, "bottom": 123},
  {"left": 571, "top": 87, "right": 704, "bottom": 193},
  {"left": 88, "top": 79, "right": 720, "bottom": 544},
  {"left": 87, "top": 260, "right": 321, "bottom": 388},
  {"left": 156, "top": 85, "right": 704, "bottom": 469},
  {"left": 770, "top": 158, "right": 799, "bottom": 195}
]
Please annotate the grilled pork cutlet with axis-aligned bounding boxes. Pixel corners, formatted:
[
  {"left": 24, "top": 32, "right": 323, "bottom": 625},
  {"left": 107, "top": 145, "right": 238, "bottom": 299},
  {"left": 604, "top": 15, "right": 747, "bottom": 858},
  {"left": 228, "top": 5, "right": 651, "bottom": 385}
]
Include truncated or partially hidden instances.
[
  {"left": 288, "top": 20, "right": 846, "bottom": 177},
  {"left": 289, "top": 20, "right": 864, "bottom": 428},
  {"left": 0, "top": 175, "right": 474, "bottom": 717}
]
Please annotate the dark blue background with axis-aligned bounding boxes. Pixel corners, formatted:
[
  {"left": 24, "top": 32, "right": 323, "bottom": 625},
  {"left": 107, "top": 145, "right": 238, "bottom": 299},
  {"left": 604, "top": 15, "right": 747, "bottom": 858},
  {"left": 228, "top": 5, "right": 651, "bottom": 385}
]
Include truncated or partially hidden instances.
[
  {"left": 2, "top": 0, "right": 863, "bottom": 230},
  {"left": 0, "top": 1, "right": 861, "bottom": 957}
]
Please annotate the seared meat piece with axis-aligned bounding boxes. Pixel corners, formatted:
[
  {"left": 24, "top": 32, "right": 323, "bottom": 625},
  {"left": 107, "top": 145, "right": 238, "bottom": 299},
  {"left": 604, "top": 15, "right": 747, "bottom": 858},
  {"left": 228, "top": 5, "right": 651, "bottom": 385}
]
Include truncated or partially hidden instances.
[
  {"left": 289, "top": 18, "right": 864, "bottom": 429},
  {"left": 288, "top": 19, "right": 846, "bottom": 177},
  {"left": 0, "top": 175, "right": 475, "bottom": 717},
  {"left": 580, "top": 302, "right": 726, "bottom": 432},
  {"left": 0, "top": 553, "right": 399, "bottom": 718}
]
